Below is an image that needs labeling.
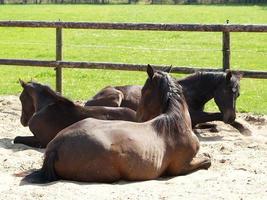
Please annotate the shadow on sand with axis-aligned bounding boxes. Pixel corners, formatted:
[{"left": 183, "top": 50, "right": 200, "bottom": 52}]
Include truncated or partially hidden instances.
[
  {"left": 18, "top": 173, "right": 183, "bottom": 187},
  {"left": 0, "top": 137, "right": 44, "bottom": 153}
]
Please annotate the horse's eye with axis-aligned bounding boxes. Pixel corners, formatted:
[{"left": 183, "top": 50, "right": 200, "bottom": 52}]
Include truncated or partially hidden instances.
[{"left": 141, "top": 88, "right": 145, "bottom": 94}]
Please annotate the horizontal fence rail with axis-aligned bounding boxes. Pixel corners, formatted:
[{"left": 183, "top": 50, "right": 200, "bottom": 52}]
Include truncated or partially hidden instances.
[
  {"left": 1, "top": 59, "right": 267, "bottom": 79},
  {"left": 0, "top": 20, "right": 267, "bottom": 93},
  {"left": 1, "top": 21, "right": 267, "bottom": 32}
]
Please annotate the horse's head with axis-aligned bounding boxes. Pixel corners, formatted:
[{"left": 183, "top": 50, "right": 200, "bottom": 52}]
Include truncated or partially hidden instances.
[
  {"left": 136, "top": 65, "right": 172, "bottom": 122},
  {"left": 214, "top": 71, "right": 241, "bottom": 124},
  {"left": 19, "top": 79, "right": 75, "bottom": 127},
  {"left": 19, "top": 79, "right": 36, "bottom": 127}
]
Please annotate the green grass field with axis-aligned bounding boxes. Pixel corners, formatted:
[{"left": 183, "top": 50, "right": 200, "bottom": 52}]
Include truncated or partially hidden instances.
[{"left": 0, "top": 5, "right": 267, "bottom": 113}]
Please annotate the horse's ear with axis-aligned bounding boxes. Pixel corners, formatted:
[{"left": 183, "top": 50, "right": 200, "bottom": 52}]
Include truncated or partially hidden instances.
[
  {"left": 226, "top": 70, "right": 232, "bottom": 82},
  {"left": 233, "top": 71, "right": 243, "bottom": 80},
  {"left": 19, "top": 79, "right": 26, "bottom": 88},
  {"left": 147, "top": 64, "right": 154, "bottom": 79},
  {"left": 163, "top": 65, "right": 172, "bottom": 73}
]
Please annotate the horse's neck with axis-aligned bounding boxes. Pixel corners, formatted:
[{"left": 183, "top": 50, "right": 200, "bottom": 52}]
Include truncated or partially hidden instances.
[
  {"left": 178, "top": 73, "right": 223, "bottom": 108},
  {"left": 34, "top": 93, "right": 57, "bottom": 112},
  {"left": 152, "top": 99, "right": 191, "bottom": 142}
]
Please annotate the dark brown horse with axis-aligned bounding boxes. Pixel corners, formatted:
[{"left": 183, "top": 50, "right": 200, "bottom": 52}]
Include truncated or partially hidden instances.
[
  {"left": 85, "top": 85, "right": 141, "bottom": 111},
  {"left": 22, "top": 65, "right": 210, "bottom": 183},
  {"left": 85, "top": 68, "right": 241, "bottom": 127},
  {"left": 15, "top": 80, "right": 136, "bottom": 148}
]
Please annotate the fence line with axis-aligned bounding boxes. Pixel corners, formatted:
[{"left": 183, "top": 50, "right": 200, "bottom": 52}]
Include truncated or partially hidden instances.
[
  {"left": 1, "top": 59, "right": 267, "bottom": 79},
  {"left": 0, "top": 20, "right": 267, "bottom": 94},
  {"left": 1, "top": 21, "right": 267, "bottom": 32}
]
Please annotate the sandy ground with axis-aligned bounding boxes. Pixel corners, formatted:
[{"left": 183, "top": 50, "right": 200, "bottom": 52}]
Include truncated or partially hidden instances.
[{"left": 0, "top": 95, "right": 266, "bottom": 200}]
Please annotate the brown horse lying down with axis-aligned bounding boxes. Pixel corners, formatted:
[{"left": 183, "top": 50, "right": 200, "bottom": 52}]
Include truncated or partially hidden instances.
[
  {"left": 85, "top": 66, "right": 241, "bottom": 127},
  {"left": 22, "top": 65, "right": 211, "bottom": 183},
  {"left": 15, "top": 80, "right": 136, "bottom": 148}
]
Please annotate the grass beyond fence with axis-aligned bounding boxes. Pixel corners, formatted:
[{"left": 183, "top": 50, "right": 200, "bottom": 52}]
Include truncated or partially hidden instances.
[{"left": 0, "top": 5, "right": 267, "bottom": 114}]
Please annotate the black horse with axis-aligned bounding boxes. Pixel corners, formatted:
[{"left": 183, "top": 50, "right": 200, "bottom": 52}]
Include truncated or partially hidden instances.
[
  {"left": 85, "top": 69, "right": 241, "bottom": 127},
  {"left": 179, "top": 70, "right": 241, "bottom": 126}
]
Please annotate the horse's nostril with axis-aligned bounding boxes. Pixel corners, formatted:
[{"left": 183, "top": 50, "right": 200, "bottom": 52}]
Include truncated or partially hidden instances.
[
  {"left": 230, "top": 113, "right": 236, "bottom": 122},
  {"left": 232, "top": 117, "right": 236, "bottom": 122},
  {"left": 20, "top": 117, "right": 28, "bottom": 127},
  {"left": 229, "top": 118, "right": 235, "bottom": 123},
  {"left": 228, "top": 116, "right": 235, "bottom": 123},
  {"left": 223, "top": 112, "right": 236, "bottom": 124}
]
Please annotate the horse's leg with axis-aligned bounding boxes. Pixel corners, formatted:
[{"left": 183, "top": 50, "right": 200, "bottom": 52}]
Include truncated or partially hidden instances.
[
  {"left": 14, "top": 136, "right": 43, "bottom": 148},
  {"left": 195, "top": 123, "right": 217, "bottom": 129},
  {"left": 166, "top": 157, "right": 211, "bottom": 176},
  {"left": 84, "top": 88, "right": 124, "bottom": 107},
  {"left": 180, "top": 157, "right": 211, "bottom": 175},
  {"left": 191, "top": 111, "right": 223, "bottom": 127},
  {"left": 230, "top": 121, "right": 252, "bottom": 136}
]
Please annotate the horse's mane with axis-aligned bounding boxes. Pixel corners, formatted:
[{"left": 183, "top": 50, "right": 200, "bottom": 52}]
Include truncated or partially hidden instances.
[
  {"left": 152, "top": 72, "right": 190, "bottom": 137},
  {"left": 178, "top": 71, "right": 240, "bottom": 99},
  {"left": 28, "top": 81, "right": 74, "bottom": 106},
  {"left": 181, "top": 71, "right": 239, "bottom": 87},
  {"left": 181, "top": 71, "right": 225, "bottom": 86}
]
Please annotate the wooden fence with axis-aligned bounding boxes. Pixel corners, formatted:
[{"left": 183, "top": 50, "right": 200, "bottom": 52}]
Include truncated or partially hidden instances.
[
  {"left": 0, "top": 20, "right": 267, "bottom": 93},
  {"left": 2, "top": 0, "right": 267, "bottom": 4}
]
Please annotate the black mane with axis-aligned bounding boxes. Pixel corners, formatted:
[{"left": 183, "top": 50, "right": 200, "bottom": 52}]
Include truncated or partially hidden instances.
[
  {"left": 152, "top": 71, "right": 190, "bottom": 136},
  {"left": 178, "top": 71, "right": 240, "bottom": 110},
  {"left": 179, "top": 72, "right": 225, "bottom": 91},
  {"left": 180, "top": 71, "right": 239, "bottom": 90}
]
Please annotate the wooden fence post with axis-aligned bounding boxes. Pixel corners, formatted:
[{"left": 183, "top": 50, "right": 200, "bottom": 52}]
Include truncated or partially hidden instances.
[
  {"left": 56, "top": 26, "right": 63, "bottom": 94},
  {"left": 222, "top": 20, "right": 230, "bottom": 71}
]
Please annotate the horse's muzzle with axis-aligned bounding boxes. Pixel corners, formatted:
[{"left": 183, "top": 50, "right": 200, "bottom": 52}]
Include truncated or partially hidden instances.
[
  {"left": 223, "top": 111, "right": 236, "bottom": 124},
  {"left": 20, "top": 117, "right": 28, "bottom": 127}
]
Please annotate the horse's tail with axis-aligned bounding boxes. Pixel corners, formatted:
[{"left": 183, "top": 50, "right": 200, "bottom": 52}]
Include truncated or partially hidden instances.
[{"left": 21, "top": 151, "right": 58, "bottom": 184}]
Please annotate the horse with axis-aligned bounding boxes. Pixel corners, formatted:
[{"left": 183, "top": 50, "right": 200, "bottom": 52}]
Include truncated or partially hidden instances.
[
  {"left": 85, "top": 85, "right": 142, "bottom": 111},
  {"left": 85, "top": 67, "right": 241, "bottom": 127},
  {"left": 15, "top": 80, "right": 136, "bottom": 148},
  {"left": 21, "top": 65, "right": 210, "bottom": 183}
]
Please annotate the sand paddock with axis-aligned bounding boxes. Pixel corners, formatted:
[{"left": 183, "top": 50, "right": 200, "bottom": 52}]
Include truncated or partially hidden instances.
[{"left": 0, "top": 95, "right": 266, "bottom": 199}]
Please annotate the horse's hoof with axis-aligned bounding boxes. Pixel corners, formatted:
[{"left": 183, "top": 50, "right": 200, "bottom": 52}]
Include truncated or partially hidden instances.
[
  {"left": 241, "top": 128, "right": 252, "bottom": 136},
  {"left": 202, "top": 159, "right": 212, "bottom": 170},
  {"left": 210, "top": 127, "right": 219, "bottom": 133},
  {"left": 13, "top": 136, "right": 21, "bottom": 144}
]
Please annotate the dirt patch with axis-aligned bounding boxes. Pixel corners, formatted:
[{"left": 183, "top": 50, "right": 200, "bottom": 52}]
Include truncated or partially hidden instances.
[
  {"left": 0, "top": 95, "right": 266, "bottom": 200},
  {"left": 242, "top": 114, "right": 267, "bottom": 126}
]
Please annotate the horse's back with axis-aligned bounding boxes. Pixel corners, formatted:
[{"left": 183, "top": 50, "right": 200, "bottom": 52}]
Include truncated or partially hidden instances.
[
  {"left": 47, "top": 118, "right": 167, "bottom": 181},
  {"left": 53, "top": 118, "right": 156, "bottom": 150},
  {"left": 115, "top": 85, "right": 142, "bottom": 111},
  {"left": 85, "top": 86, "right": 124, "bottom": 107},
  {"left": 81, "top": 105, "right": 137, "bottom": 122}
]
